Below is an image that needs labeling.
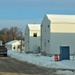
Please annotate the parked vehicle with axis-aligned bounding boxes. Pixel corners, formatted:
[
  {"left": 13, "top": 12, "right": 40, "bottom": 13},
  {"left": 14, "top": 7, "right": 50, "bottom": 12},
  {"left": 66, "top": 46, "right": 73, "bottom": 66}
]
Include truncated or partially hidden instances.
[{"left": 0, "top": 45, "right": 7, "bottom": 56}]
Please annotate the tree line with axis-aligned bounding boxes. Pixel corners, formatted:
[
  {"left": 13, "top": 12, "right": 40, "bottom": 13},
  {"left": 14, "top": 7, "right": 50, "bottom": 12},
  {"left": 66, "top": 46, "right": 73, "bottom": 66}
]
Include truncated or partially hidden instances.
[{"left": 0, "top": 27, "right": 24, "bottom": 45}]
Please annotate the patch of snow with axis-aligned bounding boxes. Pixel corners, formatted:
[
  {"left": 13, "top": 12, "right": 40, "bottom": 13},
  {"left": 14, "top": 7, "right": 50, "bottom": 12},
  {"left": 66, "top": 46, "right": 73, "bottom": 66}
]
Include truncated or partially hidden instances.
[
  {"left": 7, "top": 50, "right": 75, "bottom": 75},
  {"left": 55, "top": 70, "right": 75, "bottom": 75}
]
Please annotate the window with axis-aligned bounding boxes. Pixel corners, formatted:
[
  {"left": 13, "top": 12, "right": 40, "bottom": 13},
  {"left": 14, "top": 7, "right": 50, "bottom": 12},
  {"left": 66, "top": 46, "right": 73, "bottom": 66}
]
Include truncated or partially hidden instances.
[
  {"left": 13, "top": 46, "right": 15, "bottom": 49},
  {"left": 48, "top": 25, "right": 49, "bottom": 28},
  {"left": 48, "top": 40, "right": 49, "bottom": 42},
  {"left": 17, "top": 46, "right": 20, "bottom": 49},
  {"left": 33, "top": 33, "right": 37, "bottom": 37}
]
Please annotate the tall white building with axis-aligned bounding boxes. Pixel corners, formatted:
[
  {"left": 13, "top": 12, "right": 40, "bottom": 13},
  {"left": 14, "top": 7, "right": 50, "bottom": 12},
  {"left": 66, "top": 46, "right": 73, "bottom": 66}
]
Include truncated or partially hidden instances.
[
  {"left": 25, "top": 24, "right": 41, "bottom": 53},
  {"left": 41, "top": 14, "right": 75, "bottom": 56}
]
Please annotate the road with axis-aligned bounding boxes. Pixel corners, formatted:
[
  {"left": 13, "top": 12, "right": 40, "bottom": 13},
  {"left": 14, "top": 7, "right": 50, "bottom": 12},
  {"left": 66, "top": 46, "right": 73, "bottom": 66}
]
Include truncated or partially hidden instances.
[{"left": 0, "top": 56, "right": 56, "bottom": 75}]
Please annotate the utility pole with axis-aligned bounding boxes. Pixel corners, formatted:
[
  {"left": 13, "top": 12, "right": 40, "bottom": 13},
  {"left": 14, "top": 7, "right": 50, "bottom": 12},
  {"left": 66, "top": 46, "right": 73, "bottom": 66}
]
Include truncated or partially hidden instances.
[{"left": 20, "top": 29, "right": 22, "bottom": 53}]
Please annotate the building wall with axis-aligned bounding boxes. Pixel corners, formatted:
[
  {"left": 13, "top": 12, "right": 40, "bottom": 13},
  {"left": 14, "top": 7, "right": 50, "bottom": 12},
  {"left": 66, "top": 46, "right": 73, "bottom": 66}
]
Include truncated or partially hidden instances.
[
  {"left": 30, "top": 36, "right": 40, "bottom": 52},
  {"left": 30, "top": 30, "right": 40, "bottom": 36},
  {"left": 12, "top": 41, "right": 21, "bottom": 51},
  {"left": 5, "top": 41, "right": 21, "bottom": 51},
  {"left": 0, "top": 41, "right": 2, "bottom": 45},
  {"left": 25, "top": 25, "right": 40, "bottom": 53},
  {"left": 25, "top": 26, "right": 29, "bottom": 52},
  {"left": 41, "top": 15, "right": 75, "bottom": 55},
  {"left": 29, "top": 30, "right": 40, "bottom": 53},
  {"left": 5, "top": 44, "right": 12, "bottom": 50},
  {"left": 50, "top": 23, "right": 75, "bottom": 55},
  {"left": 51, "top": 23, "right": 75, "bottom": 33},
  {"left": 41, "top": 15, "right": 50, "bottom": 55},
  {"left": 50, "top": 33, "right": 75, "bottom": 55}
]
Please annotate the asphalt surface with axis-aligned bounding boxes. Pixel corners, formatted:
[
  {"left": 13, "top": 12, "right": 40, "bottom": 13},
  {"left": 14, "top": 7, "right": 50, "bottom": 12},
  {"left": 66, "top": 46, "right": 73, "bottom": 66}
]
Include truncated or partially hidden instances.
[{"left": 0, "top": 56, "right": 57, "bottom": 75}]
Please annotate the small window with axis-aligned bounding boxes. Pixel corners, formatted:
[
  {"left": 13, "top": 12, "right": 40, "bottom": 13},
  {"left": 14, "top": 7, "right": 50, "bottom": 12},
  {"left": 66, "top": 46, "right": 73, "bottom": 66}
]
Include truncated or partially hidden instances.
[
  {"left": 48, "top": 25, "right": 49, "bottom": 28},
  {"left": 48, "top": 40, "right": 49, "bottom": 42},
  {"left": 33, "top": 33, "right": 37, "bottom": 37},
  {"left": 13, "top": 46, "right": 15, "bottom": 49},
  {"left": 17, "top": 46, "right": 19, "bottom": 49}
]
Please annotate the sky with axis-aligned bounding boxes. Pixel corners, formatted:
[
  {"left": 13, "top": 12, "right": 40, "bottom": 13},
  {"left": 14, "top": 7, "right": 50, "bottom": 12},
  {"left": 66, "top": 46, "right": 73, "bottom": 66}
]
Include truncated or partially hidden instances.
[{"left": 0, "top": 0, "right": 75, "bottom": 32}]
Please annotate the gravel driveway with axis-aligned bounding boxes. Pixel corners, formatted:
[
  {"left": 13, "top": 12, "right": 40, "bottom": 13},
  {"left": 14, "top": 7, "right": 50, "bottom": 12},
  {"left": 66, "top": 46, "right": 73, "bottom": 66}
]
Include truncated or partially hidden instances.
[{"left": 0, "top": 56, "right": 56, "bottom": 75}]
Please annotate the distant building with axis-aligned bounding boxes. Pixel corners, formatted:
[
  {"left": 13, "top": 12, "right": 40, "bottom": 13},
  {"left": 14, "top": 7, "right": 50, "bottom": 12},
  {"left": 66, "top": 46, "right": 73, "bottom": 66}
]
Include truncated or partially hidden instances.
[
  {"left": 5, "top": 40, "right": 23, "bottom": 51},
  {"left": 25, "top": 24, "right": 41, "bottom": 53},
  {"left": 0, "top": 41, "right": 2, "bottom": 45},
  {"left": 41, "top": 14, "right": 75, "bottom": 56}
]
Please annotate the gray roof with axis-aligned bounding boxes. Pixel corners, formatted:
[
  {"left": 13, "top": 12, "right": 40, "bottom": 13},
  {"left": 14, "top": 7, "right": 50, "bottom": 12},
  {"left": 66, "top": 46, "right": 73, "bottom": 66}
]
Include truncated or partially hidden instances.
[
  {"left": 27, "top": 24, "right": 40, "bottom": 30},
  {"left": 46, "top": 14, "right": 75, "bottom": 23},
  {"left": 6, "top": 40, "right": 19, "bottom": 45}
]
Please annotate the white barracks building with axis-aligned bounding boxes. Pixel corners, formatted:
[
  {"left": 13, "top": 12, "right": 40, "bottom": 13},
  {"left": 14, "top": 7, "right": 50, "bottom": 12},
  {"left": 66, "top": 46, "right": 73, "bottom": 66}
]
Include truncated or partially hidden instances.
[
  {"left": 25, "top": 24, "right": 41, "bottom": 53},
  {"left": 41, "top": 14, "right": 75, "bottom": 56}
]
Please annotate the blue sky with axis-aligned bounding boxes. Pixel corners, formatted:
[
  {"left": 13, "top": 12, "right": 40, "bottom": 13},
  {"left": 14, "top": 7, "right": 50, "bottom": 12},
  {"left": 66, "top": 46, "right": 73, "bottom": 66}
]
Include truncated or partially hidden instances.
[{"left": 0, "top": 0, "right": 75, "bottom": 31}]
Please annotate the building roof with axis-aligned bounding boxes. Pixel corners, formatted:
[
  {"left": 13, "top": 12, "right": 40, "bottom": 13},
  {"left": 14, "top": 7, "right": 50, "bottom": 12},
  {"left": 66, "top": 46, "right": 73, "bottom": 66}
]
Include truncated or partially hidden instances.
[
  {"left": 6, "top": 40, "right": 19, "bottom": 45},
  {"left": 27, "top": 24, "right": 40, "bottom": 30},
  {"left": 46, "top": 14, "right": 75, "bottom": 23}
]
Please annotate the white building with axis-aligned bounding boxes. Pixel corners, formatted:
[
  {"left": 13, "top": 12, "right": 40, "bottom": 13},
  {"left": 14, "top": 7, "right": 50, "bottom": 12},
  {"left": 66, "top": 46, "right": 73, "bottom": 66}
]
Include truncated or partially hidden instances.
[
  {"left": 25, "top": 24, "right": 41, "bottom": 53},
  {"left": 5, "top": 40, "right": 21, "bottom": 51},
  {"left": 0, "top": 41, "right": 2, "bottom": 45},
  {"left": 41, "top": 14, "right": 75, "bottom": 56}
]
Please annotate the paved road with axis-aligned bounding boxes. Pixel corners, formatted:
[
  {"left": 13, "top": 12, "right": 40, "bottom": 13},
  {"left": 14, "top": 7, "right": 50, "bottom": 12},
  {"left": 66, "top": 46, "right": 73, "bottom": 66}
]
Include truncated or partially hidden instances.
[{"left": 0, "top": 56, "right": 56, "bottom": 75}]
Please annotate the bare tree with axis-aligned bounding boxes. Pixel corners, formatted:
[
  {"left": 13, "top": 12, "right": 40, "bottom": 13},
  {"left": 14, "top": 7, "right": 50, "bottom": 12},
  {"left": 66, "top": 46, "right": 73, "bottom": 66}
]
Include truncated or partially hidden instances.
[
  {"left": 0, "top": 27, "right": 24, "bottom": 45},
  {"left": 0, "top": 28, "right": 9, "bottom": 44}
]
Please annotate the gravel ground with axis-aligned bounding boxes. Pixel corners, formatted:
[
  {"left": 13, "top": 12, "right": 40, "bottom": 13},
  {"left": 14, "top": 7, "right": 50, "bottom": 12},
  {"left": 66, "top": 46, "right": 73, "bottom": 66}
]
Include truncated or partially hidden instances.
[{"left": 0, "top": 56, "right": 57, "bottom": 75}]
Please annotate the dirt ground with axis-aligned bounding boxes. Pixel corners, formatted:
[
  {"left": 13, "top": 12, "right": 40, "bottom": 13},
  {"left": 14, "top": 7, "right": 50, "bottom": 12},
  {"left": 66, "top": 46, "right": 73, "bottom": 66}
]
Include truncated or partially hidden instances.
[{"left": 0, "top": 56, "right": 57, "bottom": 75}]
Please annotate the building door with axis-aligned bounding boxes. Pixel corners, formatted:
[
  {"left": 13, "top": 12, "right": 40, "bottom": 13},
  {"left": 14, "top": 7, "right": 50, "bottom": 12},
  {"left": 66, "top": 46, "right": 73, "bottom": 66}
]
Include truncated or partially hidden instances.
[{"left": 60, "top": 46, "right": 70, "bottom": 61}]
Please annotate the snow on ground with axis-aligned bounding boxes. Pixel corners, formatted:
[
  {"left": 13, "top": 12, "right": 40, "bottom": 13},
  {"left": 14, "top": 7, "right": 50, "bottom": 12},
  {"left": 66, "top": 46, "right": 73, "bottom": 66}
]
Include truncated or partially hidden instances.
[
  {"left": 55, "top": 70, "right": 75, "bottom": 75},
  {"left": 7, "top": 50, "right": 75, "bottom": 75}
]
